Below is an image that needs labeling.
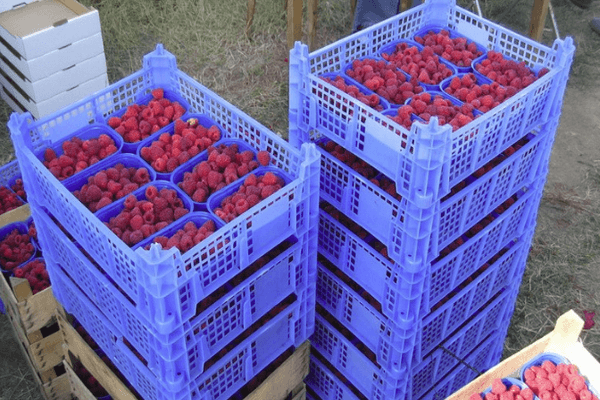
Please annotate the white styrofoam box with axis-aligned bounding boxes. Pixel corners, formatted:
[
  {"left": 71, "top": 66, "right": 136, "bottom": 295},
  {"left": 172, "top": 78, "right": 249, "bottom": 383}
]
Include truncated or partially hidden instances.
[
  {"left": 0, "top": 0, "right": 100, "bottom": 60},
  {"left": 0, "top": 52, "right": 106, "bottom": 102},
  {"left": 0, "top": 0, "right": 36, "bottom": 14},
  {"left": 0, "top": 72, "right": 108, "bottom": 119},
  {"left": 0, "top": 32, "right": 104, "bottom": 82}
]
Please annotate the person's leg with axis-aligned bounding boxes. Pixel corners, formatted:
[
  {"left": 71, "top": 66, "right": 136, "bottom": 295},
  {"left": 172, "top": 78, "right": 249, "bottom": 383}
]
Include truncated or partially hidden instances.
[
  {"left": 352, "top": 0, "right": 401, "bottom": 32},
  {"left": 591, "top": 18, "right": 600, "bottom": 34}
]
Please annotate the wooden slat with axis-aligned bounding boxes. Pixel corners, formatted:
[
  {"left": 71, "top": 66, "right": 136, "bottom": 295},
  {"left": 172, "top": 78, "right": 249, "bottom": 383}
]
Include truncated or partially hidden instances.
[
  {"left": 243, "top": 341, "right": 310, "bottom": 400},
  {"left": 66, "top": 362, "right": 97, "bottom": 400},
  {"left": 29, "top": 330, "right": 65, "bottom": 371},
  {"left": 17, "top": 284, "right": 59, "bottom": 334},
  {"left": 528, "top": 0, "right": 550, "bottom": 42},
  {"left": 287, "top": 0, "right": 303, "bottom": 49},
  {"left": 246, "top": 0, "right": 256, "bottom": 37},
  {"left": 307, "top": 0, "right": 318, "bottom": 51},
  {"left": 0, "top": 203, "right": 30, "bottom": 228},
  {"left": 59, "top": 313, "right": 138, "bottom": 400},
  {"left": 41, "top": 371, "right": 71, "bottom": 400},
  {"left": 290, "top": 383, "right": 306, "bottom": 400}
]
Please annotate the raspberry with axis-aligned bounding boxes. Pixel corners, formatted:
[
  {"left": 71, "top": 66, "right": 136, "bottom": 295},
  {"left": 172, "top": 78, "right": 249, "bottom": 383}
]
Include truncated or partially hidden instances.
[
  {"left": 174, "top": 207, "right": 189, "bottom": 220},
  {"left": 235, "top": 199, "right": 249, "bottom": 215},
  {"left": 86, "top": 185, "right": 102, "bottom": 202},
  {"left": 192, "top": 188, "right": 208, "bottom": 202},
  {"left": 133, "top": 168, "right": 150, "bottom": 185},
  {"left": 108, "top": 117, "right": 121, "bottom": 128},
  {"left": 154, "top": 158, "right": 167, "bottom": 172},
  {"left": 163, "top": 106, "right": 174, "bottom": 120},
  {"left": 261, "top": 185, "right": 278, "bottom": 198},
  {"left": 256, "top": 151, "right": 270, "bottom": 166},
  {"left": 152, "top": 88, "right": 164, "bottom": 100},
  {"left": 159, "top": 208, "right": 174, "bottom": 222},
  {"left": 174, "top": 119, "right": 187, "bottom": 135},
  {"left": 123, "top": 117, "right": 138, "bottom": 132},
  {"left": 166, "top": 157, "right": 179, "bottom": 172},
  {"left": 96, "top": 197, "right": 112, "bottom": 210},
  {"left": 124, "top": 194, "right": 137, "bottom": 210},
  {"left": 207, "top": 171, "right": 222, "bottom": 189},
  {"left": 130, "top": 230, "right": 144, "bottom": 245},
  {"left": 261, "top": 172, "right": 278, "bottom": 186}
]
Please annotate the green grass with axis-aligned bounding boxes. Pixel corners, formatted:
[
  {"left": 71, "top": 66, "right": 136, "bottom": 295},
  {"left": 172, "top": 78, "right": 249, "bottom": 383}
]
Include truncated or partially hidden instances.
[{"left": 0, "top": 0, "right": 599, "bottom": 398}]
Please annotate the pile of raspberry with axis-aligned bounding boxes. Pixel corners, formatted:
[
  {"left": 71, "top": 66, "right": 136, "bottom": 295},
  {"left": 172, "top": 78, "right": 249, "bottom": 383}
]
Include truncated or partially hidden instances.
[
  {"left": 320, "top": 75, "right": 385, "bottom": 111},
  {"left": 0, "top": 186, "right": 24, "bottom": 215},
  {"left": 444, "top": 73, "right": 508, "bottom": 113},
  {"left": 140, "top": 117, "right": 221, "bottom": 173},
  {"left": 214, "top": 172, "right": 285, "bottom": 222},
  {"left": 107, "top": 88, "right": 186, "bottom": 143},
  {"left": 390, "top": 92, "right": 477, "bottom": 131},
  {"left": 475, "top": 51, "right": 549, "bottom": 91},
  {"left": 177, "top": 144, "right": 270, "bottom": 203},
  {"left": 345, "top": 58, "right": 422, "bottom": 105},
  {"left": 414, "top": 29, "right": 483, "bottom": 68},
  {"left": 381, "top": 42, "right": 454, "bottom": 86},
  {"left": 14, "top": 259, "right": 50, "bottom": 294},
  {"left": 104, "top": 186, "right": 189, "bottom": 246},
  {"left": 0, "top": 229, "right": 35, "bottom": 270},
  {"left": 72, "top": 163, "right": 151, "bottom": 212},
  {"left": 11, "top": 178, "right": 26, "bottom": 201},
  {"left": 43, "top": 134, "right": 118, "bottom": 181},
  {"left": 319, "top": 140, "right": 378, "bottom": 180},
  {"left": 147, "top": 219, "right": 217, "bottom": 253}
]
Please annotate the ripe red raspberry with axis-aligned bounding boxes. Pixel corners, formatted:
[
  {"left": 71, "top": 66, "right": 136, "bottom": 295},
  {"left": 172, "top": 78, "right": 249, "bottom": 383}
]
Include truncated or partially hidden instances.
[
  {"left": 261, "top": 172, "right": 278, "bottom": 186},
  {"left": 108, "top": 117, "right": 121, "bottom": 128},
  {"left": 256, "top": 151, "right": 270, "bottom": 166}
]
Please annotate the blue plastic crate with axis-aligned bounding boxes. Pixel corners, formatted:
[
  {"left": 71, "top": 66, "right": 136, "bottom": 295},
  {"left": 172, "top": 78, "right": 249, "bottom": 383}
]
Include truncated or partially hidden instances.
[
  {"left": 34, "top": 205, "right": 314, "bottom": 381},
  {"left": 316, "top": 116, "right": 552, "bottom": 267},
  {"left": 315, "top": 223, "right": 531, "bottom": 374},
  {"left": 9, "top": 44, "right": 320, "bottom": 336},
  {"left": 318, "top": 174, "right": 542, "bottom": 324},
  {"left": 47, "top": 260, "right": 315, "bottom": 400},
  {"left": 289, "top": 0, "right": 574, "bottom": 207},
  {"left": 306, "top": 356, "right": 362, "bottom": 400},
  {"left": 310, "top": 285, "right": 512, "bottom": 400},
  {"left": 419, "top": 330, "right": 504, "bottom": 400}
]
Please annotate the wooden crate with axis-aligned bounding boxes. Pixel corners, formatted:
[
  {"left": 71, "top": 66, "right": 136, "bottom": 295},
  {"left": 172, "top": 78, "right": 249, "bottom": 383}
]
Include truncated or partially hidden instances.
[
  {"left": 0, "top": 204, "right": 66, "bottom": 388},
  {"left": 60, "top": 309, "right": 311, "bottom": 400},
  {"left": 448, "top": 310, "right": 600, "bottom": 399},
  {"left": 0, "top": 204, "right": 58, "bottom": 336}
]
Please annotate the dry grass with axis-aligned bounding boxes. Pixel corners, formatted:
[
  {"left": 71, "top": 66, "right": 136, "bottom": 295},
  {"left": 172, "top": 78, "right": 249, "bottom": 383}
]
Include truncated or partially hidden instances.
[
  {"left": 0, "top": 316, "right": 44, "bottom": 400},
  {"left": 0, "top": 0, "right": 599, "bottom": 397}
]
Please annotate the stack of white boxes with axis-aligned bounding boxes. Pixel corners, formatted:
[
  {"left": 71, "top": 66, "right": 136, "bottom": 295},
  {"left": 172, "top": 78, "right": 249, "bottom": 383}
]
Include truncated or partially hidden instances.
[{"left": 0, "top": 0, "right": 107, "bottom": 119}]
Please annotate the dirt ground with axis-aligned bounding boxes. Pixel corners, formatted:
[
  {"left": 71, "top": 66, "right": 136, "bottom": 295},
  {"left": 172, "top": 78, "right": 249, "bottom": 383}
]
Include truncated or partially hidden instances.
[{"left": 0, "top": 0, "right": 599, "bottom": 399}]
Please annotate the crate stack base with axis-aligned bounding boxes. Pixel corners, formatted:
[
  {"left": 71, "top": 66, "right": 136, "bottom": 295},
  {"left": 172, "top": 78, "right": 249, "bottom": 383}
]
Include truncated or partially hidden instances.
[
  {"left": 287, "top": 0, "right": 574, "bottom": 398},
  {"left": 8, "top": 44, "right": 320, "bottom": 400},
  {"left": 0, "top": 0, "right": 107, "bottom": 119}
]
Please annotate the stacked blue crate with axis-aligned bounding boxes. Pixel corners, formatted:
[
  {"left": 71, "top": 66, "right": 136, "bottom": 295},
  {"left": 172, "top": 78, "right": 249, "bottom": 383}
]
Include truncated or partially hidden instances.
[
  {"left": 8, "top": 44, "right": 320, "bottom": 400},
  {"left": 288, "top": 0, "right": 574, "bottom": 398}
]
